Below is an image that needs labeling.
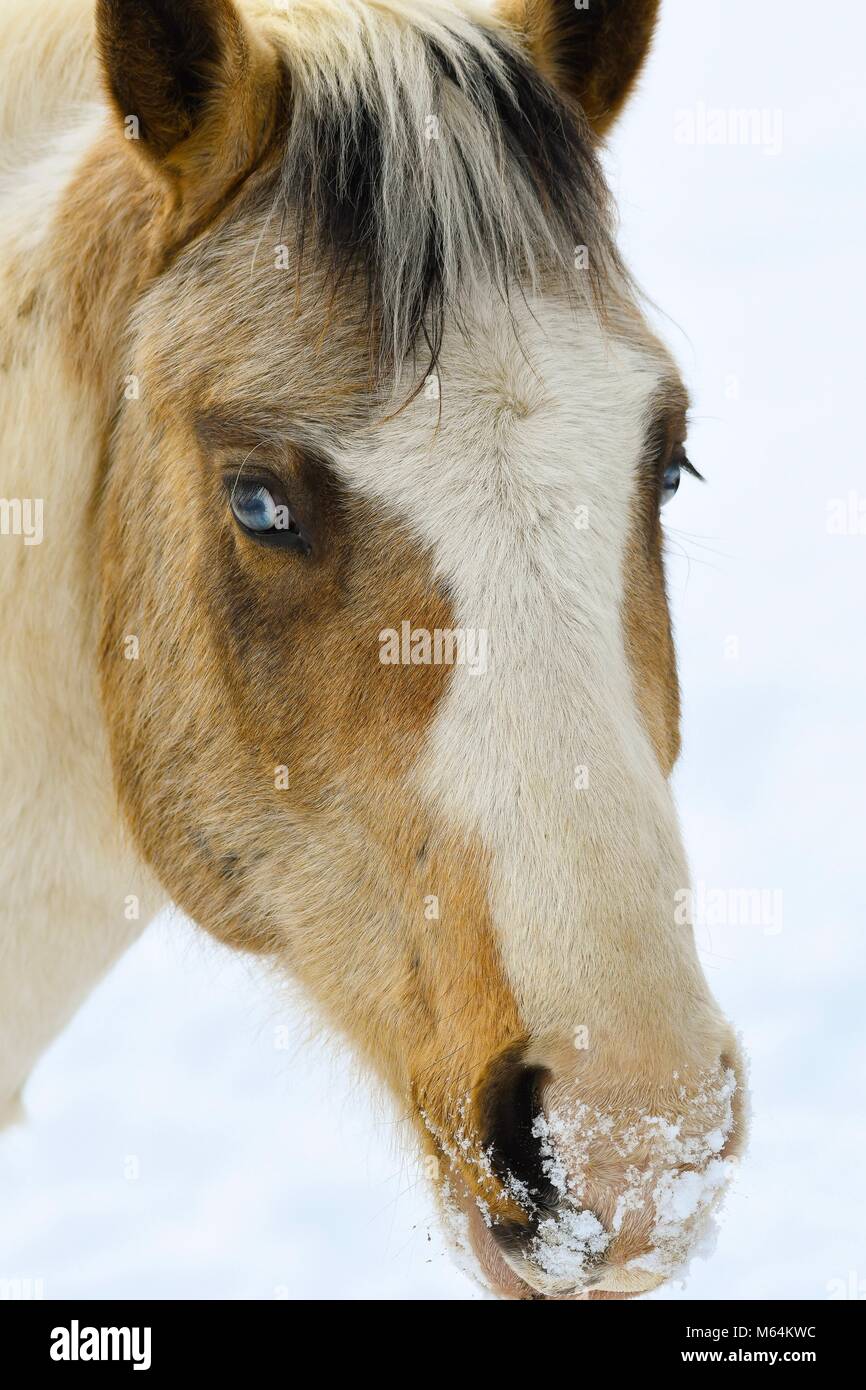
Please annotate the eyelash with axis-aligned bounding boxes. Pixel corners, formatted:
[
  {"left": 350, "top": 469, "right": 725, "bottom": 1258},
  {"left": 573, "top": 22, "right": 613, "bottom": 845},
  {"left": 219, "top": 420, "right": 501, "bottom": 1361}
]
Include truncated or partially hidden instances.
[{"left": 680, "top": 454, "right": 703, "bottom": 482}]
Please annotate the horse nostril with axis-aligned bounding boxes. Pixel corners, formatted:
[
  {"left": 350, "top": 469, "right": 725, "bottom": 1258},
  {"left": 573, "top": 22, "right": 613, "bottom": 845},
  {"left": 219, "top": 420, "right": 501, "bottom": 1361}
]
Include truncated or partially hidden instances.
[{"left": 477, "top": 1044, "right": 557, "bottom": 1214}]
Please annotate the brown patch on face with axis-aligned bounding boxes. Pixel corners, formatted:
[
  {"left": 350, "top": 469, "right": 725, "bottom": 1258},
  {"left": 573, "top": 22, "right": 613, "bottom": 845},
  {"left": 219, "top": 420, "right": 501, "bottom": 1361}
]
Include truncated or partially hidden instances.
[{"left": 97, "top": 394, "right": 526, "bottom": 1215}]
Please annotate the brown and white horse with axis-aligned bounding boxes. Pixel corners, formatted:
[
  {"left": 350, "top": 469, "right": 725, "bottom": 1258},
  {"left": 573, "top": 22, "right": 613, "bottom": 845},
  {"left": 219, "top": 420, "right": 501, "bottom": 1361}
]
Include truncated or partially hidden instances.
[{"left": 0, "top": 0, "right": 746, "bottom": 1298}]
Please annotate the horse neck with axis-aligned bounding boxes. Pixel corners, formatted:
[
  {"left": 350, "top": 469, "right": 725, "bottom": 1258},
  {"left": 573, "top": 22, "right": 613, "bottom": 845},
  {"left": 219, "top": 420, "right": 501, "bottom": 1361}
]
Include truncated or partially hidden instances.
[{"left": 0, "top": 14, "right": 163, "bottom": 1117}]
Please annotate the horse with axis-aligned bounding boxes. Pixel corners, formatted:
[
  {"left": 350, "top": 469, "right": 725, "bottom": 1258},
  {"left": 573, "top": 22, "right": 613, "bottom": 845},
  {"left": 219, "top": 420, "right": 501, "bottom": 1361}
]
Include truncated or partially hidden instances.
[{"left": 0, "top": 0, "right": 746, "bottom": 1299}]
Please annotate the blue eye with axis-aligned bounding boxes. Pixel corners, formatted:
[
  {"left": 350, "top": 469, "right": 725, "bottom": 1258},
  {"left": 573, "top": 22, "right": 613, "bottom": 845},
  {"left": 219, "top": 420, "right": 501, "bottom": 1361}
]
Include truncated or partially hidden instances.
[
  {"left": 225, "top": 474, "right": 311, "bottom": 553},
  {"left": 661, "top": 460, "right": 681, "bottom": 507},
  {"left": 231, "top": 482, "right": 277, "bottom": 531},
  {"left": 661, "top": 450, "right": 702, "bottom": 507}
]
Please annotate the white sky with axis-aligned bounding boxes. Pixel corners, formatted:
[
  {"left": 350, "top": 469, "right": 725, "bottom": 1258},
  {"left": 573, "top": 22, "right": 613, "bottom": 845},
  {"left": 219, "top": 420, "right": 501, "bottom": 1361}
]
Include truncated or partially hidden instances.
[{"left": 2, "top": 0, "right": 864, "bottom": 1300}]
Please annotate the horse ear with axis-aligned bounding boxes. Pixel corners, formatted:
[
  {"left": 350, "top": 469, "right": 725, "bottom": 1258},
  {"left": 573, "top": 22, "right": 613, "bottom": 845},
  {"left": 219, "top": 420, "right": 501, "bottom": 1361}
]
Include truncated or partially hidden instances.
[
  {"left": 95, "top": 0, "right": 279, "bottom": 199},
  {"left": 498, "top": 0, "right": 660, "bottom": 137}
]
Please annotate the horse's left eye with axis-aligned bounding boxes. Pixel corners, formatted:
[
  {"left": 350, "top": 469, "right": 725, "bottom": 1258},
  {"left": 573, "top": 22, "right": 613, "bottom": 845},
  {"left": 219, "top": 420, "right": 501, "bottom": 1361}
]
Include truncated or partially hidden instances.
[
  {"left": 231, "top": 481, "right": 278, "bottom": 531},
  {"left": 225, "top": 475, "right": 311, "bottom": 553},
  {"left": 661, "top": 460, "right": 681, "bottom": 507}
]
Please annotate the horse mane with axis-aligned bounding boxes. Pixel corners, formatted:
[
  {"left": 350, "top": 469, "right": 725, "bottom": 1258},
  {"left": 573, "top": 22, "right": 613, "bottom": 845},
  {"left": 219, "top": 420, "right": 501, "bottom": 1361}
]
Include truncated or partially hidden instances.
[{"left": 262, "top": 0, "right": 620, "bottom": 370}]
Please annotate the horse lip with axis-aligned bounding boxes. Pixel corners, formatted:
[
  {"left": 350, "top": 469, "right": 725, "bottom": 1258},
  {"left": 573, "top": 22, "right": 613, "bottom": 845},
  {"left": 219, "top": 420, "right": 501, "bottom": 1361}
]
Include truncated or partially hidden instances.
[
  {"left": 462, "top": 1193, "right": 608, "bottom": 1298},
  {"left": 491, "top": 1203, "right": 609, "bottom": 1298}
]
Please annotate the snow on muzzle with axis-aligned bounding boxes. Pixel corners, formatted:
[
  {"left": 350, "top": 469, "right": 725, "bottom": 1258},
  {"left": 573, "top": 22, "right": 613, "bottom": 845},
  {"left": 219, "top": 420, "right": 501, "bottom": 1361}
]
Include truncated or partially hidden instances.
[{"left": 438, "top": 1046, "right": 746, "bottom": 1299}]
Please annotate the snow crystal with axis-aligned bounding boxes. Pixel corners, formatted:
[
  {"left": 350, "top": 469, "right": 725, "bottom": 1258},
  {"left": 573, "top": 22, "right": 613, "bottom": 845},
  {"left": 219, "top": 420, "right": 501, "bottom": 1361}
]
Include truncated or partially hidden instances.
[{"left": 530, "top": 1205, "right": 610, "bottom": 1282}]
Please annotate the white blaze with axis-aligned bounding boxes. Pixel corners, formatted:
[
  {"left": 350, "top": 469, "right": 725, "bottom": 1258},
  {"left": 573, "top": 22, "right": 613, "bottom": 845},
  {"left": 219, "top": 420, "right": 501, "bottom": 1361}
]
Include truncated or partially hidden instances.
[{"left": 335, "top": 292, "right": 698, "bottom": 1041}]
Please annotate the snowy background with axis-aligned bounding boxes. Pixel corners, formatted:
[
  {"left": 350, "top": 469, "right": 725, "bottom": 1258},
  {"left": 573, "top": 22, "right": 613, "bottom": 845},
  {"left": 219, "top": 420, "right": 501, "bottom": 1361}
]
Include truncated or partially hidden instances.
[{"left": 2, "top": 0, "right": 864, "bottom": 1299}]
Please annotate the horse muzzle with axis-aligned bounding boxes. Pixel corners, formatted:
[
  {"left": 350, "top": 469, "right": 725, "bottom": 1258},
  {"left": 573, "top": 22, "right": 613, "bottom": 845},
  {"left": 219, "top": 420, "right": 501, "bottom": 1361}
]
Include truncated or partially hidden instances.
[{"left": 435, "top": 1036, "right": 747, "bottom": 1300}]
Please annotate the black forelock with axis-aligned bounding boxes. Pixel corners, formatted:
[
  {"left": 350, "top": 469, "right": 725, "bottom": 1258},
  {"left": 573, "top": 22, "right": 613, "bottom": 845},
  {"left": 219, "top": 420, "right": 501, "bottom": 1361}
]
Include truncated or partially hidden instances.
[{"left": 272, "top": 21, "right": 618, "bottom": 376}]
